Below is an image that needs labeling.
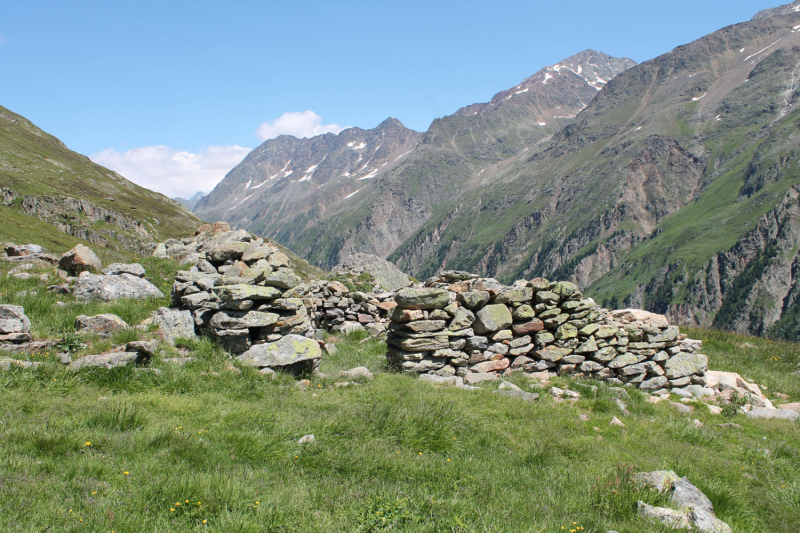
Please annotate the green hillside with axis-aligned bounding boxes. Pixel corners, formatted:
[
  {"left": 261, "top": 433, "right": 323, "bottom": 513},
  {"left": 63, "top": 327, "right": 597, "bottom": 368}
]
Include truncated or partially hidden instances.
[{"left": 0, "top": 104, "right": 201, "bottom": 255}]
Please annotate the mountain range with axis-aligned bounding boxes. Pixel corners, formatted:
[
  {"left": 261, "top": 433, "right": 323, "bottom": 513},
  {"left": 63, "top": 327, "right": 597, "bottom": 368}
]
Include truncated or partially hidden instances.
[{"left": 197, "top": 2, "right": 800, "bottom": 339}]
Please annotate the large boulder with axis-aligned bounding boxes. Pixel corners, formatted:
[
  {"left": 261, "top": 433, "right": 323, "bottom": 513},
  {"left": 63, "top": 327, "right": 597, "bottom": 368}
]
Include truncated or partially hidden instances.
[
  {"left": 395, "top": 288, "right": 449, "bottom": 310},
  {"left": 59, "top": 244, "right": 102, "bottom": 275},
  {"left": 73, "top": 273, "right": 164, "bottom": 301},
  {"left": 472, "top": 304, "right": 513, "bottom": 334},
  {"left": 102, "top": 263, "right": 146, "bottom": 278},
  {"left": 332, "top": 253, "right": 412, "bottom": 292},
  {"left": 4, "top": 243, "right": 43, "bottom": 257},
  {"left": 75, "top": 314, "right": 129, "bottom": 336},
  {"left": 236, "top": 334, "right": 322, "bottom": 373},
  {"left": 0, "top": 305, "right": 32, "bottom": 343},
  {"left": 151, "top": 308, "right": 196, "bottom": 344}
]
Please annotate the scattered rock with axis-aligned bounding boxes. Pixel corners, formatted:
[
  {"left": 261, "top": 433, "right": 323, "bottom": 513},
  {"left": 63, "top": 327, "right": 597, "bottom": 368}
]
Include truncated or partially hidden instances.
[
  {"left": 0, "top": 305, "right": 32, "bottom": 343},
  {"left": 59, "top": 244, "right": 102, "bottom": 275},
  {"left": 610, "top": 416, "right": 626, "bottom": 427},
  {"left": 69, "top": 351, "right": 140, "bottom": 370},
  {"left": 745, "top": 408, "right": 800, "bottom": 421},
  {"left": 671, "top": 402, "right": 694, "bottom": 414},
  {"left": 637, "top": 502, "right": 691, "bottom": 529},
  {"left": 493, "top": 390, "right": 539, "bottom": 401},
  {"left": 339, "top": 366, "right": 374, "bottom": 380},
  {"left": 298, "top": 434, "right": 315, "bottom": 444},
  {"left": 75, "top": 314, "right": 129, "bottom": 336}
]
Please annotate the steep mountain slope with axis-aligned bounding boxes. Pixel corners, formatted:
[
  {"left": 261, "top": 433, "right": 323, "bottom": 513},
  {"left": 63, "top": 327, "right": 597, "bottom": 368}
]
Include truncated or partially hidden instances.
[
  {"left": 193, "top": 118, "right": 423, "bottom": 236},
  {"left": 387, "top": 5, "right": 800, "bottom": 337},
  {"left": 0, "top": 104, "right": 201, "bottom": 254},
  {"left": 203, "top": 50, "right": 635, "bottom": 267}
]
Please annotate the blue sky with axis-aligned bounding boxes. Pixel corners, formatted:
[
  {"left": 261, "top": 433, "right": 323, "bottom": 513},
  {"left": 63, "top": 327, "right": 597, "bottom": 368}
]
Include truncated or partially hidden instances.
[{"left": 0, "top": 0, "right": 784, "bottom": 197}]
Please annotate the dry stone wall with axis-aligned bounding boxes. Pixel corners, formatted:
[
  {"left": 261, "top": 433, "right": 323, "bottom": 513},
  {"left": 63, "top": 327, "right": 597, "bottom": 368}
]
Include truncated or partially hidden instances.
[{"left": 386, "top": 271, "right": 707, "bottom": 393}]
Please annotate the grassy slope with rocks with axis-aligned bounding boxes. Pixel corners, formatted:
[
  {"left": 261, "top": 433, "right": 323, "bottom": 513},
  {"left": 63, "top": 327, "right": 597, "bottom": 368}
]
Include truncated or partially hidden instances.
[
  {"left": 1, "top": 262, "right": 799, "bottom": 532},
  {"left": 0, "top": 104, "right": 201, "bottom": 253}
]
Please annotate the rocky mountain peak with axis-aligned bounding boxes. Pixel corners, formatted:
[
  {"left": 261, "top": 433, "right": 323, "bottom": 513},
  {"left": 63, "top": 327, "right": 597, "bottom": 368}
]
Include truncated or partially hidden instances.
[{"left": 752, "top": 0, "right": 800, "bottom": 20}]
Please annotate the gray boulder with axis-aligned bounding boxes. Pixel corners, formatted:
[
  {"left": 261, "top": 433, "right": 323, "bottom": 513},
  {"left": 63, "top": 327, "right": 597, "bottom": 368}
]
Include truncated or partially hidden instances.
[
  {"left": 745, "top": 408, "right": 799, "bottom": 421},
  {"left": 75, "top": 314, "right": 129, "bottom": 336},
  {"left": 0, "top": 305, "right": 31, "bottom": 334},
  {"left": 59, "top": 244, "right": 102, "bottom": 275},
  {"left": 102, "top": 263, "right": 146, "bottom": 277},
  {"left": 472, "top": 304, "right": 513, "bottom": 334},
  {"left": 151, "top": 308, "right": 196, "bottom": 344},
  {"left": 73, "top": 273, "right": 164, "bottom": 301},
  {"left": 0, "top": 305, "right": 32, "bottom": 343},
  {"left": 236, "top": 334, "right": 322, "bottom": 373}
]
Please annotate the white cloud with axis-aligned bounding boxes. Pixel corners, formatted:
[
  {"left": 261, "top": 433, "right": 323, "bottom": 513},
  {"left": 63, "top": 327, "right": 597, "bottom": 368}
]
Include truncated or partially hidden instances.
[
  {"left": 255, "top": 110, "right": 344, "bottom": 141},
  {"left": 91, "top": 145, "right": 251, "bottom": 199}
]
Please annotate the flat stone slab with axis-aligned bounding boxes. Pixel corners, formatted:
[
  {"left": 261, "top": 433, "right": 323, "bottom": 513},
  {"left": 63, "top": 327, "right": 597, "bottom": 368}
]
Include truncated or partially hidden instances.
[
  {"left": 745, "top": 408, "right": 800, "bottom": 421},
  {"left": 73, "top": 273, "right": 164, "bottom": 301}
]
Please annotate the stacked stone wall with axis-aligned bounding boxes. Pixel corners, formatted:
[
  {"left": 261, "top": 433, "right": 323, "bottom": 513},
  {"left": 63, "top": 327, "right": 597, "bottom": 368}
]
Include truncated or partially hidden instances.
[{"left": 386, "top": 271, "right": 707, "bottom": 393}]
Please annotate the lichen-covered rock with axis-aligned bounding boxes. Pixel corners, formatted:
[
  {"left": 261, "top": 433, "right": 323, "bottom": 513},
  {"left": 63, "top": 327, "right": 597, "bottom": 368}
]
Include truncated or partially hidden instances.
[
  {"left": 665, "top": 352, "right": 708, "bottom": 379},
  {"left": 472, "top": 304, "right": 513, "bottom": 334},
  {"left": 73, "top": 274, "right": 164, "bottom": 301},
  {"left": 206, "top": 242, "right": 249, "bottom": 262},
  {"left": 260, "top": 268, "right": 300, "bottom": 289},
  {"left": 236, "top": 334, "right": 321, "bottom": 371},
  {"left": 456, "top": 290, "right": 490, "bottom": 309},
  {"left": 59, "top": 244, "right": 102, "bottom": 275},
  {"left": 212, "top": 284, "right": 282, "bottom": 302},
  {"left": 448, "top": 307, "right": 475, "bottom": 331},
  {"left": 151, "top": 308, "right": 196, "bottom": 344},
  {"left": 395, "top": 288, "right": 449, "bottom": 309},
  {"left": 75, "top": 314, "right": 129, "bottom": 336}
]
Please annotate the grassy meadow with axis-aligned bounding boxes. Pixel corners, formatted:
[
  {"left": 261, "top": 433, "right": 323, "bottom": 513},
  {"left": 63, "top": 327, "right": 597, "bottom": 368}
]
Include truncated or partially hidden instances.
[{"left": 0, "top": 260, "right": 799, "bottom": 532}]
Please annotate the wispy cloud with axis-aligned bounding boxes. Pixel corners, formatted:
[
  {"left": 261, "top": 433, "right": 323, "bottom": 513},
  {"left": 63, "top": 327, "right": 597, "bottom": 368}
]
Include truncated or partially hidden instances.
[
  {"left": 91, "top": 145, "right": 251, "bottom": 199},
  {"left": 256, "top": 110, "right": 344, "bottom": 141}
]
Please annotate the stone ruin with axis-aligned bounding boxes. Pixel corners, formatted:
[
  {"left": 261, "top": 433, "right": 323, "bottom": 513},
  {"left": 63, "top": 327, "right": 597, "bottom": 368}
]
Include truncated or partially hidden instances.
[
  {"left": 386, "top": 271, "right": 707, "bottom": 394},
  {"left": 162, "top": 223, "right": 410, "bottom": 373}
]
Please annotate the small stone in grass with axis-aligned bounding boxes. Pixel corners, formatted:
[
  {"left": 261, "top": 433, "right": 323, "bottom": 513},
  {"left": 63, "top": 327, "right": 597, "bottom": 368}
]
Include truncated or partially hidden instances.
[
  {"left": 298, "top": 434, "right": 315, "bottom": 444},
  {"left": 610, "top": 416, "right": 626, "bottom": 427}
]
